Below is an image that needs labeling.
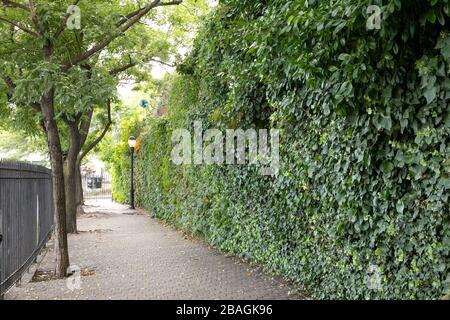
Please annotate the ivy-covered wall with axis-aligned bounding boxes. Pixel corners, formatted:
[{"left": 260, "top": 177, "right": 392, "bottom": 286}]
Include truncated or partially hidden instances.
[{"left": 109, "top": 0, "right": 450, "bottom": 299}]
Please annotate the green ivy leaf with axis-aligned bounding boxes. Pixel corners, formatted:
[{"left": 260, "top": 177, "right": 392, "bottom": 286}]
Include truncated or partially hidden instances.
[
  {"left": 380, "top": 161, "right": 394, "bottom": 174},
  {"left": 396, "top": 200, "right": 405, "bottom": 214},
  {"left": 424, "top": 86, "right": 437, "bottom": 104}
]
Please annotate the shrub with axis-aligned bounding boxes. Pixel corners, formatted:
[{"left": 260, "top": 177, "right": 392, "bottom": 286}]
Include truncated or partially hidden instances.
[{"left": 109, "top": 0, "right": 450, "bottom": 299}]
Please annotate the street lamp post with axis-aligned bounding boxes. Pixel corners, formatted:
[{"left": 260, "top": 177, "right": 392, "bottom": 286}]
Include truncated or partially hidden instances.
[{"left": 128, "top": 136, "right": 136, "bottom": 209}]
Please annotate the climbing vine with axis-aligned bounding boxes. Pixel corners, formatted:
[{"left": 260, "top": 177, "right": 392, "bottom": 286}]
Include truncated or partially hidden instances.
[{"left": 109, "top": 0, "right": 450, "bottom": 299}]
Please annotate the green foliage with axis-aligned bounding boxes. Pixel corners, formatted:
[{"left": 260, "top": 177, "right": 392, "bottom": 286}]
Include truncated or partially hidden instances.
[
  {"left": 109, "top": 0, "right": 450, "bottom": 299},
  {"left": 100, "top": 112, "right": 140, "bottom": 204},
  {"left": 0, "top": 0, "right": 206, "bottom": 154},
  {"left": 0, "top": 130, "right": 48, "bottom": 163}
]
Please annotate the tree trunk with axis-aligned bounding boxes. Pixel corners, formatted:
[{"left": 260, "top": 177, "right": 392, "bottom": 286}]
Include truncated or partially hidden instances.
[
  {"left": 64, "top": 100, "right": 112, "bottom": 230},
  {"left": 41, "top": 91, "right": 70, "bottom": 278},
  {"left": 41, "top": 40, "right": 69, "bottom": 278},
  {"left": 75, "top": 163, "right": 85, "bottom": 215},
  {"left": 64, "top": 159, "right": 78, "bottom": 233},
  {"left": 65, "top": 123, "right": 81, "bottom": 234}
]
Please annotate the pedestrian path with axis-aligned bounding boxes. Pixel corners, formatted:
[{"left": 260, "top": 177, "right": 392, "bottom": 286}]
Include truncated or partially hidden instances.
[{"left": 5, "top": 200, "right": 305, "bottom": 300}]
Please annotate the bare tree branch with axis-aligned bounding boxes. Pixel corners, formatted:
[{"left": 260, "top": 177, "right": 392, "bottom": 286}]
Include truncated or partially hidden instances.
[
  {"left": 2, "top": 75, "right": 41, "bottom": 112},
  {"left": 148, "top": 57, "right": 174, "bottom": 68},
  {"left": 62, "top": 0, "right": 182, "bottom": 71},
  {"left": 116, "top": 0, "right": 182, "bottom": 26},
  {"left": 116, "top": 7, "right": 144, "bottom": 27},
  {"left": 28, "top": 0, "right": 41, "bottom": 35},
  {"left": 158, "top": 1, "right": 183, "bottom": 7},
  {"left": 78, "top": 109, "right": 93, "bottom": 147},
  {"left": 0, "top": 0, "right": 30, "bottom": 11},
  {"left": 109, "top": 57, "right": 174, "bottom": 76},
  {"left": 78, "top": 99, "right": 112, "bottom": 162},
  {"left": 2, "top": 75, "right": 15, "bottom": 95},
  {"left": 0, "top": 15, "right": 39, "bottom": 36},
  {"left": 109, "top": 61, "right": 137, "bottom": 76},
  {"left": 30, "top": 101, "right": 41, "bottom": 112},
  {"left": 53, "top": 0, "right": 80, "bottom": 40}
]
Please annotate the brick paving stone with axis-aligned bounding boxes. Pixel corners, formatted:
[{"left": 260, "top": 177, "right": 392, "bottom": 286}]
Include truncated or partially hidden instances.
[{"left": 5, "top": 200, "right": 306, "bottom": 300}]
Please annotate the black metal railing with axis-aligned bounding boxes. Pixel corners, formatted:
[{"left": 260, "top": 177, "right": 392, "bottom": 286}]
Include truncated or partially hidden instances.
[
  {"left": 0, "top": 160, "right": 54, "bottom": 297},
  {"left": 82, "top": 172, "right": 112, "bottom": 200}
]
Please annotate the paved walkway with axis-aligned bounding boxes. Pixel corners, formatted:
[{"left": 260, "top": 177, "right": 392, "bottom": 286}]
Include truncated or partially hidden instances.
[{"left": 5, "top": 200, "right": 305, "bottom": 300}]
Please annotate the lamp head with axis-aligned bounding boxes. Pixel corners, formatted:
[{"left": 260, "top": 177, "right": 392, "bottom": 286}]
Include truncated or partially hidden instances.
[{"left": 128, "top": 136, "right": 137, "bottom": 149}]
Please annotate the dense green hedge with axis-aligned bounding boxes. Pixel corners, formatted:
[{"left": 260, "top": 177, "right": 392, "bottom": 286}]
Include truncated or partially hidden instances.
[
  {"left": 102, "top": 113, "right": 142, "bottom": 204},
  {"left": 110, "top": 0, "right": 450, "bottom": 299}
]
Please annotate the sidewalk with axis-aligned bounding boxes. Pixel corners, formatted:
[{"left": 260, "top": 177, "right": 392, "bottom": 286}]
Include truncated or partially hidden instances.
[{"left": 5, "top": 200, "right": 305, "bottom": 300}]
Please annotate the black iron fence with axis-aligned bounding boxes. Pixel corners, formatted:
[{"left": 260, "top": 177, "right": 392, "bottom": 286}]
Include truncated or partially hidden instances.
[
  {"left": 82, "top": 172, "right": 112, "bottom": 200},
  {"left": 0, "top": 160, "right": 54, "bottom": 296}
]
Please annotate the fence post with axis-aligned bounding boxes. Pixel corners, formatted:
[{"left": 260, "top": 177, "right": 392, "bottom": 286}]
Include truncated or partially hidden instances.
[
  {"left": 0, "top": 210, "right": 3, "bottom": 300},
  {"left": 0, "top": 160, "right": 54, "bottom": 297}
]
